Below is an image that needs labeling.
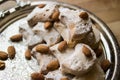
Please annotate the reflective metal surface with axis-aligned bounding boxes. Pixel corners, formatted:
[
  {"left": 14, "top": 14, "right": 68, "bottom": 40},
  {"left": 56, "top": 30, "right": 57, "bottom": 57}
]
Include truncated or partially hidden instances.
[{"left": 0, "top": 1, "right": 120, "bottom": 80}]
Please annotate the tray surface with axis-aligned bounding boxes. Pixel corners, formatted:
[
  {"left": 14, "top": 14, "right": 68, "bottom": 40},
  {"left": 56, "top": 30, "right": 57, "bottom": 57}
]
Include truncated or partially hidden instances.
[{"left": 0, "top": 1, "right": 120, "bottom": 80}]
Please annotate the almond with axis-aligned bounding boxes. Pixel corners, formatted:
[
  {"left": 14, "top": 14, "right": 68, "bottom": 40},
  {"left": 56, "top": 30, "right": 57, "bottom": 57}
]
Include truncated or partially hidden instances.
[
  {"left": 38, "top": 4, "right": 46, "bottom": 8},
  {"left": 61, "top": 77, "right": 69, "bottom": 80},
  {"left": 58, "top": 41, "right": 67, "bottom": 52},
  {"left": 44, "top": 21, "right": 53, "bottom": 29},
  {"left": 79, "top": 12, "right": 88, "bottom": 20},
  {"left": 51, "top": 10, "right": 60, "bottom": 21},
  {"left": 101, "top": 60, "right": 111, "bottom": 72},
  {"left": 28, "top": 18, "right": 37, "bottom": 27},
  {"left": 0, "top": 51, "right": 8, "bottom": 60},
  {"left": 7, "top": 46, "right": 16, "bottom": 59},
  {"left": 46, "top": 78, "right": 54, "bottom": 80},
  {"left": 47, "top": 59, "right": 60, "bottom": 71},
  {"left": 0, "top": 61, "right": 5, "bottom": 70},
  {"left": 95, "top": 47, "right": 103, "bottom": 57},
  {"left": 41, "top": 69, "right": 49, "bottom": 75},
  {"left": 25, "top": 49, "right": 31, "bottom": 60},
  {"left": 82, "top": 46, "right": 92, "bottom": 57},
  {"left": 31, "top": 72, "right": 44, "bottom": 80},
  {"left": 10, "top": 34, "right": 22, "bottom": 42},
  {"left": 36, "top": 44, "right": 50, "bottom": 54}
]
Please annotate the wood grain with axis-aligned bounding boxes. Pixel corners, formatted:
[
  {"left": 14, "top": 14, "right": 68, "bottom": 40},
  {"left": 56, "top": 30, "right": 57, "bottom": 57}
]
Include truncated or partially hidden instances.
[{"left": 0, "top": 0, "right": 120, "bottom": 45}]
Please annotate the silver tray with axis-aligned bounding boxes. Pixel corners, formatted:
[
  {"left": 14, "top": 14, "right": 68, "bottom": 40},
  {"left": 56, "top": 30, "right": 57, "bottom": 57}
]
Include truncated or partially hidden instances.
[{"left": 0, "top": 1, "right": 120, "bottom": 80}]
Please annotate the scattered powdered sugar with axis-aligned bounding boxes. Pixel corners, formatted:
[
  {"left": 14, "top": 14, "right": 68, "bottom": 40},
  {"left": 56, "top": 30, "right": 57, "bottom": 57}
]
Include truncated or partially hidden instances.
[
  {"left": 0, "top": 2, "right": 103, "bottom": 80},
  {"left": 0, "top": 18, "right": 39, "bottom": 80}
]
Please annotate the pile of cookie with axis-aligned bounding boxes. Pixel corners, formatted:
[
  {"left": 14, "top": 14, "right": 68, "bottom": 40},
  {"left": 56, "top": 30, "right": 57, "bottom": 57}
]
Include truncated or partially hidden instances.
[{"left": 0, "top": 3, "right": 111, "bottom": 80}]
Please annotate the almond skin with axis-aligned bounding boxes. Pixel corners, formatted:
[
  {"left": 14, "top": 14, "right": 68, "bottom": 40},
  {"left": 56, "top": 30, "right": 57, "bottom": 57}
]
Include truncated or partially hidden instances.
[
  {"left": 82, "top": 46, "right": 92, "bottom": 57},
  {"left": 31, "top": 72, "right": 44, "bottom": 80},
  {"left": 79, "top": 12, "right": 88, "bottom": 20},
  {"left": 0, "top": 51, "right": 8, "bottom": 60},
  {"left": 51, "top": 10, "right": 60, "bottom": 21},
  {"left": 25, "top": 49, "right": 31, "bottom": 60},
  {"left": 58, "top": 41, "right": 67, "bottom": 52},
  {"left": 101, "top": 60, "right": 111, "bottom": 72},
  {"left": 10, "top": 34, "right": 23, "bottom": 42},
  {"left": 95, "top": 47, "right": 103, "bottom": 57},
  {"left": 36, "top": 44, "right": 50, "bottom": 54},
  {"left": 46, "top": 78, "right": 54, "bottom": 80},
  {"left": 61, "top": 77, "right": 69, "bottom": 80},
  {"left": 38, "top": 4, "right": 46, "bottom": 8},
  {"left": 28, "top": 18, "right": 37, "bottom": 27},
  {"left": 7, "top": 46, "right": 16, "bottom": 59},
  {"left": 44, "top": 21, "right": 53, "bottom": 29},
  {"left": 0, "top": 61, "right": 5, "bottom": 70},
  {"left": 47, "top": 59, "right": 60, "bottom": 71},
  {"left": 41, "top": 69, "right": 49, "bottom": 75}
]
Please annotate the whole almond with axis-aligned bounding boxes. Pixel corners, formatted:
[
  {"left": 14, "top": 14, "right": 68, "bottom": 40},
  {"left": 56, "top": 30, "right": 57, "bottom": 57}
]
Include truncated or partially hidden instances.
[
  {"left": 51, "top": 10, "right": 60, "bottom": 21},
  {"left": 47, "top": 59, "right": 60, "bottom": 71},
  {"left": 95, "top": 47, "right": 103, "bottom": 57},
  {"left": 82, "top": 46, "right": 92, "bottom": 57},
  {"left": 28, "top": 18, "right": 37, "bottom": 27},
  {"left": 36, "top": 44, "right": 50, "bottom": 54},
  {"left": 38, "top": 4, "right": 46, "bottom": 8},
  {"left": 44, "top": 21, "right": 53, "bottom": 29},
  {"left": 61, "top": 77, "right": 69, "bottom": 80},
  {"left": 41, "top": 69, "right": 49, "bottom": 75},
  {"left": 7, "top": 46, "right": 16, "bottom": 59},
  {"left": 31, "top": 72, "right": 44, "bottom": 80},
  {"left": 0, "top": 51, "right": 8, "bottom": 60},
  {"left": 0, "top": 61, "right": 5, "bottom": 70},
  {"left": 58, "top": 41, "right": 67, "bottom": 52},
  {"left": 101, "top": 60, "right": 111, "bottom": 72},
  {"left": 46, "top": 78, "right": 54, "bottom": 80},
  {"left": 25, "top": 49, "right": 31, "bottom": 60},
  {"left": 79, "top": 12, "right": 88, "bottom": 20},
  {"left": 10, "top": 34, "right": 22, "bottom": 42}
]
